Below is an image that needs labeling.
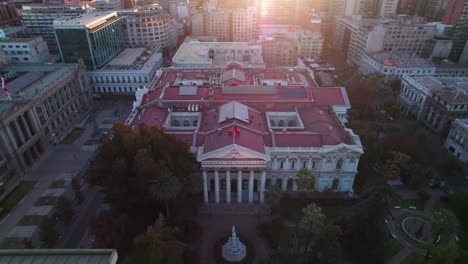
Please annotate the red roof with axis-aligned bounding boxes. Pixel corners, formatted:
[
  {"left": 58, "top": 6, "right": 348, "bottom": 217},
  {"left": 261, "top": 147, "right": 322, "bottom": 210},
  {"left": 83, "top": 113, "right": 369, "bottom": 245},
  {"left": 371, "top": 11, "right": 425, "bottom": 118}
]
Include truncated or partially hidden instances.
[{"left": 131, "top": 66, "right": 356, "bottom": 154}]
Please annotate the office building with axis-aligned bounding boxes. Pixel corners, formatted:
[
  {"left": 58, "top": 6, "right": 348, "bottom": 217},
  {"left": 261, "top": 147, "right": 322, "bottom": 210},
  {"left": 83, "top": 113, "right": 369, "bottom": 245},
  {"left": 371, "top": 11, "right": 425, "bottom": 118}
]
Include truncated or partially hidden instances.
[
  {"left": 0, "top": 2, "right": 21, "bottom": 27},
  {"left": 378, "top": 0, "right": 399, "bottom": 17},
  {"left": 231, "top": 7, "right": 257, "bottom": 42},
  {"left": 172, "top": 41, "right": 264, "bottom": 69},
  {"left": 442, "top": 0, "right": 468, "bottom": 64},
  {"left": 19, "top": 4, "right": 88, "bottom": 53},
  {"left": 117, "top": 4, "right": 177, "bottom": 48},
  {"left": 128, "top": 63, "right": 363, "bottom": 203},
  {"left": 89, "top": 0, "right": 122, "bottom": 10},
  {"left": 54, "top": 12, "right": 125, "bottom": 70},
  {"left": 0, "top": 63, "right": 91, "bottom": 199},
  {"left": 260, "top": 35, "right": 299, "bottom": 67},
  {"left": 88, "top": 46, "right": 162, "bottom": 94},
  {"left": 334, "top": 15, "right": 436, "bottom": 65},
  {"left": 0, "top": 36, "right": 52, "bottom": 64},
  {"left": 445, "top": 118, "right": 468, "bottom": 162}
]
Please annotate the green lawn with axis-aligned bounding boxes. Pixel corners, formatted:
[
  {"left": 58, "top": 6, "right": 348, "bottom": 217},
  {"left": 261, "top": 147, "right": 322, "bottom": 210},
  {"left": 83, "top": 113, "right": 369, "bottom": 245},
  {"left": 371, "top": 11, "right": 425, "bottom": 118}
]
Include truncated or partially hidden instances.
[
  {"left": 0, "top": 181, "right": 37, "bottom": 220},
  {"left": 17, "top": 215, "right": 46, "bottom": 226},
  {"left": 35, "top": 196, "right": 60, "bottom": 206},
  {"left": 402, "top": 253, "right": 424, "bottom": 264},
  {"left": 60, "top": 128, "right": 84, "bottom": 144},
  {"left": 393, "top": 199, "right": 426, "bottom": 210}
]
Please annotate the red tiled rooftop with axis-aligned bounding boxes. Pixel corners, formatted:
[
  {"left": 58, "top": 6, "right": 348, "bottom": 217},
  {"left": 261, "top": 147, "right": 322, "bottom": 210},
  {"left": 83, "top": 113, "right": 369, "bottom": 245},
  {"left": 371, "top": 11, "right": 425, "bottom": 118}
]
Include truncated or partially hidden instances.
[
  {"left": 202, "top": 124, "right": 266, "bottom": 154},
  {"left": 312, "top": 87, "right": 347, "bottom": 106}
]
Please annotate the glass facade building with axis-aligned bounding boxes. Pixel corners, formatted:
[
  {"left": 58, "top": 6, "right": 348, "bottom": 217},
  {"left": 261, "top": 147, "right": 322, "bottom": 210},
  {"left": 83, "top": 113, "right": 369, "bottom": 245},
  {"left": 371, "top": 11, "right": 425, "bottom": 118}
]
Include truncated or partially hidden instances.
[{"left": 54, "top": 13, "right": 125, "bottom": 70}]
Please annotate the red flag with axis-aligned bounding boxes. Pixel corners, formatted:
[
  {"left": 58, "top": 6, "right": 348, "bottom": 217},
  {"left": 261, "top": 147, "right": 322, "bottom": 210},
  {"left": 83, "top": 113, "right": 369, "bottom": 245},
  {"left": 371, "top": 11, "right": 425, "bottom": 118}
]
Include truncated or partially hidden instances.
[
  {"left": 1, "top": 77, "right": 7, "bottom": 92},
  {"left": 233, "top": 125, "right": 239, "bottom": 137}
]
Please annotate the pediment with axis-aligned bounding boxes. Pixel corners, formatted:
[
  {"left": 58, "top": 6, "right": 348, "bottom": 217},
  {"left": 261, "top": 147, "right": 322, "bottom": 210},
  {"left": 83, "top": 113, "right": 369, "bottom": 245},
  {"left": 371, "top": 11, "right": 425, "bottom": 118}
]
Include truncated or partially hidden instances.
[
  {"left": 324, "top": 143, "right": 364, "bottom": 154},
  {"left": 198, "top": 144, "right": 269, "bottom": 162}
]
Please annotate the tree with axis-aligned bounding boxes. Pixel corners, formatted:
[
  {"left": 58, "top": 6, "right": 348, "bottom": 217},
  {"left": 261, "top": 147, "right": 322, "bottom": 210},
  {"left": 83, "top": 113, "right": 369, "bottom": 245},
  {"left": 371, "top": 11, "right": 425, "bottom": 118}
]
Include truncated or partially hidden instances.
[
  {"left": 39, "top": 217, "right": 57, "bottom": 248},
  {"left": 300, "top": 203, "right": 326, "bottom": 262},
  {"left": 431, "top": 208, "right": 459, "bottom": 239},
  {"left": 56, "top": 197, "right": 74, "bottom": 224},
  {"left": 264, "top": 185, "right": 283, "bottom": 213},
  {"left": 311, "top": 224, "right": 343, "bottom": 264},
  {"left": 448, "top": 185, "right": 468, "bottom": 225},
  {"left": 382, "top": 151, "right": 411, "bottom": 180},
  {"left": 382, "top": 97, "right": 401, "bottom": 117},
  {"left": 71, "top": 177, "right": 84, "bottom": 204},
  {"left": 295, "top": 168, "right": 316, "bottom": 191},
  {"left": 425, "top": 241, "right": 460, "bottom": 264},
  {"left": 125, "top": 214, "right": 185, "bottom": 264},
  {"left": 149, "top": 169, "right": 181, "bottom": 218}
]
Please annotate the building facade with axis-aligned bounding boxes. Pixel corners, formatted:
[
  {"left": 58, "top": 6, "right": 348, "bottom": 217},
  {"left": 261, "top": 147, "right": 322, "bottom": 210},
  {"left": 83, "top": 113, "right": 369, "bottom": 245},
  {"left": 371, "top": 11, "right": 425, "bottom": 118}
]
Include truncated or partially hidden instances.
[
  {"left": 0, "top": 2, "right": 21, "bottom": 27},
  {"left": 172, "top": 41, "right": 264, "bottom": 69},
  {"left": 334, "top": 15, "right": 436, "bottom": 65},
  {"left": 54, "top": 12, "right": 125, "bottom": 70},
  {"left": 231, "top": 7, "right": 257, "bottom": 42},
  {"left": 88, "top": 47, "right": 162, "bottom": 94},
  {"left": 89, "top": 0, "right": 122, "bottom": 10},
  {"left": 0, "top": 36, "right": 52, "bottom": 64},
  {"left": 445, "top": 118, "right": 468, "bottom": 163},
  {"left": 442, "top": 0, "right": 468, "bottom": 64},
  {"left": 128, "top": 63, "right": 363, "bottom": 204},
  {"left": 117, "top": 4, "right": 177, "bottom": 48},
  {"left": 260, "top": 35, "right": 299, "bottom": 67},
  {"left": 0, "top": 63, "right": 91, "bottom": 199},
  {"left": 399, "top": 75, "right": 468, "bottom": 135},
  {"left": 19, "top": 4, "right": 88, "bottom": 52}
]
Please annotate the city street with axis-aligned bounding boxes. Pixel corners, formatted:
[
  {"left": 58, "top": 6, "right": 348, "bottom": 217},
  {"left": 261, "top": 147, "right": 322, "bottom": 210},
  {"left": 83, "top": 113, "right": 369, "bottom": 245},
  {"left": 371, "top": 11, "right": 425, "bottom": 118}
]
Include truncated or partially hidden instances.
[{"left": 0, "top": 97, "right": 132, "bottom": 247}]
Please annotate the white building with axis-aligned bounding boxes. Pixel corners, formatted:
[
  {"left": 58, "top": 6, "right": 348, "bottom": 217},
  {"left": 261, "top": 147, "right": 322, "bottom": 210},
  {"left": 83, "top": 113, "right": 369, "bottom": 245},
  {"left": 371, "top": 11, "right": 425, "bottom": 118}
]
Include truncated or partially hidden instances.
[
  {"left": 172, "top": 41, "right": 264, "bottom": 69},
  {"left": 361, "top": 51, "right": 436, "bottom": 80},
  {"left": 445, "top": 119, "right": 468, "bottom": 163},
  {"left": 128, "top": 64, "right": 364, "bottom": 203},
  {"left": 378, "top": 0, "right": 399, "bottom": 18},
  {"left": 0, "top": 36, "right": 52, "bottom": 64},
  {"left": 117, "top": 4, "right": 177, "bottom": 48},
  {"left": 88, "top": 46, "right": 162, "bottom": 94},
  {"left": 89, "top": 0, "right": 122, "bottom": 10}
]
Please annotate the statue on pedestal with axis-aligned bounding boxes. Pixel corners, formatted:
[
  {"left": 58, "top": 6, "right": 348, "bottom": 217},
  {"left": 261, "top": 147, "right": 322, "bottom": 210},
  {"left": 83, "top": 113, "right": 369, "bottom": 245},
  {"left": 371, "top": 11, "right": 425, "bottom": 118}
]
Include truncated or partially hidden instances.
[{"left": 222, "top": 226, "right": 246, "bottom": 262}]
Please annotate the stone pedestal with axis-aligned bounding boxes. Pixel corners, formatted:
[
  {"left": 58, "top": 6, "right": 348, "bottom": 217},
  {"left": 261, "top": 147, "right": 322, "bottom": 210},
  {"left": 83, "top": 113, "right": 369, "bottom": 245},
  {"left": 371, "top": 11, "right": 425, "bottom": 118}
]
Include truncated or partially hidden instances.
[{"left": 222, "top": 226, "right": 246, "bottom": 262}]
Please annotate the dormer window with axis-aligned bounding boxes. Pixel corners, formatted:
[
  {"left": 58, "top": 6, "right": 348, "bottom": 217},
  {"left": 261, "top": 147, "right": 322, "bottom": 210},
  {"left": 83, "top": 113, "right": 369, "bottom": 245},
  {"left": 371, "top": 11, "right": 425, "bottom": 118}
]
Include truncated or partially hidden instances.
[{"left": 173, "top": 120, "right": 180, "bottom": 126}]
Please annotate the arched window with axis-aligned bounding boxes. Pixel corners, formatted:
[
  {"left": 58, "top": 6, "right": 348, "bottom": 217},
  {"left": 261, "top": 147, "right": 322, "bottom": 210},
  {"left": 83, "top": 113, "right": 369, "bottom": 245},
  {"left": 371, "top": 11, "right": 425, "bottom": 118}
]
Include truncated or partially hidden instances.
[
  {"left": 288, "top": 120, "right": 296, "bottom": 127},
  {"left": 265, "top": 179, "right": 271, "bottom": 187},
  {"left": 173, "top": 120, "right": 180, "bottom": 126},
  {"left": 336, "top": 159, "right": 343, "bottom": 170},
  {"left": 183, "top": 120, "right": 190, "bottom": 127},
  {"left": 287, "top": 179, "right": 294, "bottom": 191},
  {"left": 278, "top": 120, "right": 284, "bottom": 127},
  {"left": 276, "top": 178, "right": 283, "bottom": 187},
  {"left": 270, "top": 120, "right": 275, "bottom": 126},
  {"left": 193, "top": 120, "right": 198, "bottom": 126}
]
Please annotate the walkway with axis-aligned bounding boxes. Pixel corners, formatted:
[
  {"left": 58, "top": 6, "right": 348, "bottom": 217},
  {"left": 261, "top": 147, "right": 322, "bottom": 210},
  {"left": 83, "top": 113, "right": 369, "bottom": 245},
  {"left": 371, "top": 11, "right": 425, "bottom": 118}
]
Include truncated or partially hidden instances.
[
  {"left": 196, "top": 203, "right": 271, "bottom": 264},
  {"left": 386, "top": 188, "right": 443, "bottom": 264}
]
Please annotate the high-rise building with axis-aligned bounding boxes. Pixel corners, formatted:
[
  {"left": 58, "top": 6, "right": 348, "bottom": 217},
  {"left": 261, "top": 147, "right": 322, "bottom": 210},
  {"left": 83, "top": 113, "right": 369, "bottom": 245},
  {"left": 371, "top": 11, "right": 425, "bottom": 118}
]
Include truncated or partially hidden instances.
[
  {"left": 0, "top": 36, "right": 52, "bottom": 64},
  {"left": 89, "top": 0, "right": 123, "bottom": 10},
  {"left": 442, "top": 0, "right": 468, "bottom": 63},
  {"left": 19, "top": 4, "right": 88, "bottom": 52},
  {"left": 231, "top": 7, "right": 257, "bottom": 42},
  {"left": 334, "top": 15, "right": 435, "bottom": 65},
  {"left": 203, "top": 9, "right": 232, "bottom": 41},
  {"left": 377, "top": 0, "right": 399, "bottom": 18},
  {"left": 419, "top": 0, "right": 449, "bottom": 21},
  {"left": 117, "top": 4, "right": 177, "bottom": 48},
  {"left": 0, "top": 2, "right": 21, "bottom": 27},
  {"left": 54, "top": 12, "right": 125, "bottom": 70}
]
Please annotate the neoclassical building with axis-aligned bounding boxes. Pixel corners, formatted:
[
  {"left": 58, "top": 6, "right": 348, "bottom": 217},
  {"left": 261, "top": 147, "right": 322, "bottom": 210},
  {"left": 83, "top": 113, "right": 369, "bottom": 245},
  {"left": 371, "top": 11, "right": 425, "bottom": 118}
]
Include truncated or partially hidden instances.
[{"left": 128, "top": 63, "right": 363, "bottom": 203}]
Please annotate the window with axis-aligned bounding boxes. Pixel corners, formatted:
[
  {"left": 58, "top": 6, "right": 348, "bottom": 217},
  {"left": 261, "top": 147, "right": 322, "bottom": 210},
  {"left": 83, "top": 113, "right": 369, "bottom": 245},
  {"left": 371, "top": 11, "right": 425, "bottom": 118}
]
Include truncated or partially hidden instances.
[
  {"left": 332, "top": 179, "right": 339, "bottom": 190},
  {"left": 279, "top": 160, "right": 284, "bottom": 169},
  {"left": 302, "top": 160, "right": 307, "bottom": 169},
  {"left": 312, "top": 160, "right": 317, "bottom": 169},
  {"left": 336, "top": 159, "right": 343, "bottom": 170},
  {"left": 291, "top": 160, "right": 295, "bottom": 169}
]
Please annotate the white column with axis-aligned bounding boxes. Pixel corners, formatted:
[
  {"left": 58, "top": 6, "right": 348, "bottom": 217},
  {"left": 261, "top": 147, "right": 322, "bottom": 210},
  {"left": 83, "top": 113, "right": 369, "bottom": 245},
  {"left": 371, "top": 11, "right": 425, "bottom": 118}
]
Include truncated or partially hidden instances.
[
  {"left": 202, "top": 170, "right": 208, "bottom": 204},
  {"left": 248, "top": 170, "right": 254, "bottom": 203},
  {"left": 308, "top": 157, "right": 313, "bottom": 170},
  {"left": 285, "top": 157, "right": 290, "bottom": 170},
  {"left": 273, "top": 157, "right": 278, "bottom": 170},
  {"left": 293, "top": 180, "right": 298, "bottom": 191},
  {"left": 260, "top": 171, "right": 266, "bottom": 203},
  {"left": 214, "top": 170, "right": 220, "bottom": 204},
  {"left": 281, "top": 177, "right": 287, "bottom": 191},
  {"left": 226, "top": 171, "right": 231, "bottom": 203},
  {"left": 237, "top": 170, "right": 242, "bottom": 203}
]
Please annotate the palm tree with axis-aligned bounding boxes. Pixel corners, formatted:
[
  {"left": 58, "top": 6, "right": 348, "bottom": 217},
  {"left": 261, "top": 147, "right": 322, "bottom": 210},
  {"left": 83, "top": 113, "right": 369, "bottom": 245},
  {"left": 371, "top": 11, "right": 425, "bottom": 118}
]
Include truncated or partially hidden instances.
[
  {"left": 132, "top": 213, "right": 185, "bottom": 264},
  {"left": 149, "top": 170, "right": 180, "bottom": 218},
  {"left": 295, "top": 168, "right": 316, "bottom": 191},
  {"left": 301, "top": 203, "right": 326, "bottom": 262}
]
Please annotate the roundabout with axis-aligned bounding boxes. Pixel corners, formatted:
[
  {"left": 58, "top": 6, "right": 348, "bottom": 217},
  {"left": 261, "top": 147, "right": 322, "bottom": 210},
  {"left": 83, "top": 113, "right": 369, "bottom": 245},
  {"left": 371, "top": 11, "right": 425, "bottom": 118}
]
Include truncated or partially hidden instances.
[{"left": 401, "top": 216, "right": 438, "bottom": 244}]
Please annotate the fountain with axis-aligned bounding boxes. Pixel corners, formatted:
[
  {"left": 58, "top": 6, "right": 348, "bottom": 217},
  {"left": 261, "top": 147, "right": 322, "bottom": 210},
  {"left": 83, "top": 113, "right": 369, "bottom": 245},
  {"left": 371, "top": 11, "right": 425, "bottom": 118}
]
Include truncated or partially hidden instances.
[{"left": 222, "top": 226, "right": 247, "bottom": 262}]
